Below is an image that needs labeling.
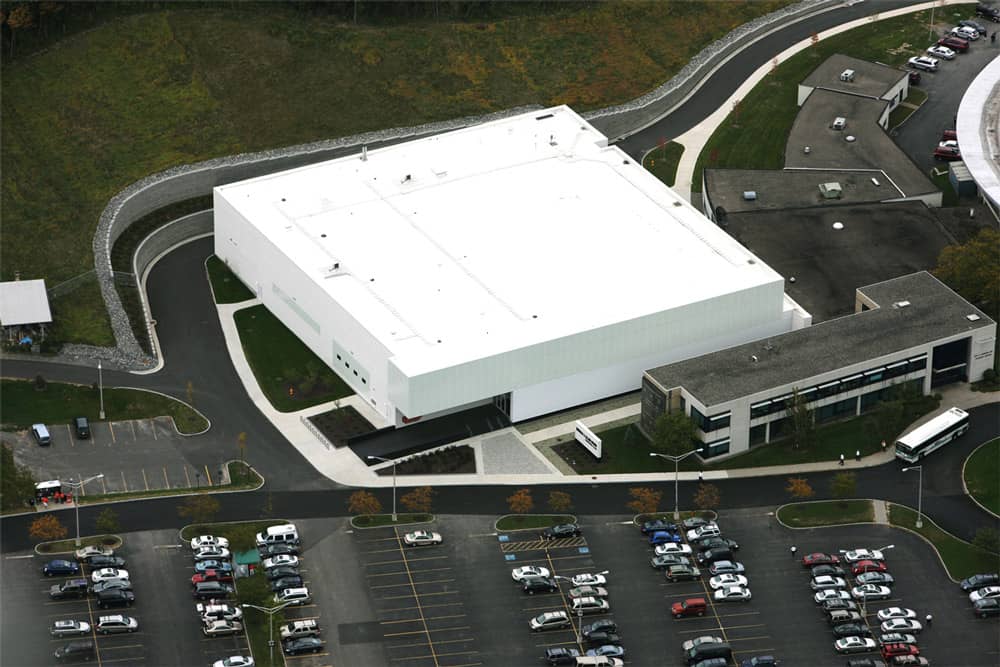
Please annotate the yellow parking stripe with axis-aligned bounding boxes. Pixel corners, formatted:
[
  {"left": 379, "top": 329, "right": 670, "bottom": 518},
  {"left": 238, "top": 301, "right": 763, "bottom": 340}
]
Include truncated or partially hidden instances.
[
  {"left": 370, "top": 579, "right": 455, "bottom": 590},
  {"left": 390, "top": 651, "right": 478, "bottom": 661},
  {"left": 367, "top": 567, "right": 452, "bottom": 578},
  {"left": 382, "top": 626, "right": 471, "bottom": 638},
  {"left": 381, "top": 614, "right": 466, "bottom": 625}
]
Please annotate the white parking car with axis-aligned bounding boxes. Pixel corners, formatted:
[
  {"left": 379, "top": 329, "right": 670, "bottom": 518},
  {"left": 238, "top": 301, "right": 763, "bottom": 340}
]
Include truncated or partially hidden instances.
[
  {"left": 191, "top": 535, "right": 230, "bottom": 550},
  {"left": 571, "top": 573, "right": 607, "bottom": 587},
  {"left": 951, "top": 25, "right": 980, "bottom": 40},
  {"left": 402, "top": 530, "right": 442, "bottom": 547},
  {"left": 262, "top": 555, "right": 299, "bottom": 570},
  {"left": 811, "top": 575, "right": 847, "bottom": 590},
  {"left": 708, "top": 574, "right": 748, "bottom": 590},
  {"left": 194, "top": 546, "right": 231, "bottom": 561},
  {"left": 91, "top": 568, "right": 130, "bottom": 583},
  {"left": 529, "top": 611, "right": 570, "bottom": 631},
  {"left": 880, "top": 618, "right": 923, "bottom": 634},
  {"left": 907, "top": 56, "right": 939, "bottom": 72},
  {"left": 686, "top": 524, "right": 721, "bottom": 542},
  {"left": 969, "top": 585, "right": 1000, "bottom": 603},
  {"left": 50, "top": 619, "right": 91, "bottom": 637},
  {"left": 852, "top": 584, "right": 892, "bottom": 600},
  {"left": 203, "top": 620, "right": 244, "bottom": 637},
  {"left": 213, "top": 657, "right": 254, "bottom": 667},
  {"left": 815, "top": 589, "right": 851, "bottom": 604},
  {"left": 512, "top": 566, "right": 550, "bottom": 582},
  {"left": 714, "top": 585, "right": 752, "bottom": 602},
  {"left": 877, "top": 607, "right": 917, "bottom": 621},
  {"left": 835, "top": 636, "right": 877, "bottom": 654},
  {"left": 927, "top": 45, "right": 956, "bottom": 59},
  {"left": 843, "top": 549, "right": 886, "bottom": 563},
  {"left": 198, "top": 604, "right": 244, "bottom": 623},
  {"left": 654, "top": 543, "right": 692, "bottom": 556}
]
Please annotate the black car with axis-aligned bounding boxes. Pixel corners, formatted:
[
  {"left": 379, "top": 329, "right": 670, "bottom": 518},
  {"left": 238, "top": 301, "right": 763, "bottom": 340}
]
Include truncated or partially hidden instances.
[
  {"left": 91, "top": 579, "right": 133, "bottom": 594},
  {"left": 270, "top": 576, "right": 304, "bottom": 592},
  {"left": 695, "top": 536, "right": 740, "bottom": 552},
  {"left": 73, "top": 417, "right": 91, "bottom": 439},
  {"left": 544, "top": 647, "right": 581, "bottom": 665},
  {"left": 259, "top": 543, "right": 300, "bottom": 558},
  {"left": 193, "top": 582, "right": 234, "bottom": 600},
  {"left": 282, "top": 637, "right": 323, "bottom": 655},
  {"left": 811, "top": 564, "right": 847, "bottom": 578},
  {"left": 54, "top": 640, "right": 96, "bottom": 661},
  {"left": 833, "top": 623, "right": 873, "bottom": 639},
  {"left": 50, "top": 579, "right": 90, "bottom": 600},
  {"left": 89, "top": 555, "right": 127, "bottom": 569},
  {"left": 974, "top": 598, "right": 1000, "bottom": 618},
  {"left": 977, "top": 3, "right": 1000, "bottom": 21},
  {"left": 641, "top": 518, "right": 677, "bottom": 534},
  {"left": 581, "top": 619, "right": 617, "bottom": 638},
  {"left": 540, "top": 523, "right": 581, "bottom": 540},
  {"left": 266, "top": 566, "right": 301, "bottom": 581},
  {"left": 585, "top": 631, "right": 622, "bottom": 647},
  {"left": 960, "top": 573, "right": 1000, "bottom": 592},
  {"left": 96, "top": 589, "right": 135, "bottom": 608},
  {"left": 523, "top": 577, "right": 558, "bottom": 594}
]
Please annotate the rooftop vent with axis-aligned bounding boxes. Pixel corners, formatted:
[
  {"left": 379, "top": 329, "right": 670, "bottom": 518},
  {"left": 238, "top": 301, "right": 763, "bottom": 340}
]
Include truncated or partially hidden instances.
[
  {"left": 819, "top": 182, "right": 843, "bottom": 199},
  {"left": 743, "top": 191, "right": 757, "bottom": 201},
  {"left": 832, "top": 221, "right": 844, "bottom": 230},
  {"left": 845, "top": 135, "right": 857, "bottom": 142},
  {"left": 871, "top": 177, "right": 880, "bottom": 186},
  {"left": 966, "top": 314, "right": 982, "bottom": 321},
  {"left": 893, "top": 300, "right": 911, "bottom": 309},
  {"left": 831, "top": 117, "right": 847, "bottom": 131},
  {"left": 803, "top": 146, "right": 811, "bottom": 154},
  {"left": 840, "top": 69, "right": 855, "bottom": 82}
]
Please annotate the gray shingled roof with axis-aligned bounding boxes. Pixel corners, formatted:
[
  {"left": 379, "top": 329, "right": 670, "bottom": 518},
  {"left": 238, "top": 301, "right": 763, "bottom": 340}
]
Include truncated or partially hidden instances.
[{"left": 645, "top": 272, "right": 993, "bottom": 407}]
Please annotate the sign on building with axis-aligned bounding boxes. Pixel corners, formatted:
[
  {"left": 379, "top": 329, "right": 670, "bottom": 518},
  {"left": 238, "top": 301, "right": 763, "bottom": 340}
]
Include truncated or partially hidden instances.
[{"left": 574, "top": 421, "right": 602, "bottom": 459}]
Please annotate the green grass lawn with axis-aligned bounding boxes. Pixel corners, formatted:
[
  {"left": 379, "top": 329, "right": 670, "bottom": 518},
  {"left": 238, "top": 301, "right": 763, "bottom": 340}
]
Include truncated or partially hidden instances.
[
  {"left": 495, "top": 514, "right": 576, "bottom": 531},
  {"left": 692, "top": 5, "right": 975, "bottom": 192},
  {"left": 233, "top": 305, "right": 353, "bottom": 412},
  {"left": 37, "top": 535, "right": 122, "bottom": 555},
  {"left": 643, "top": 141, "right": 685, "bottom": 187},
  {"left": 0, "top": 378, "right": 207, "bottom": 434},
  {"left": 180, "top": 519, "right": 287, "bottom": 552},
  {"left": 236, "top": 570, "right": 285, "bottom": 667},
  {"left": 206, "top": 255, "right": 255, "bottom": 304},
  {"left": 889, "top": 503, "right": 1000, "bottom": 580},
  {"left": 352, "top": 513, "right": 434, "bottom": 528},
  {"left": 777, "top": 500, "right": 874, "bottom": 528},
  {"left": 45, "top": 277, "right": 116, "bottom": 350},
  {"left": 1, "top": 1, "right": 791, "bottom": 346},
  {"left": 964, "top": 439, "right": 1000, "bottom": 515}
]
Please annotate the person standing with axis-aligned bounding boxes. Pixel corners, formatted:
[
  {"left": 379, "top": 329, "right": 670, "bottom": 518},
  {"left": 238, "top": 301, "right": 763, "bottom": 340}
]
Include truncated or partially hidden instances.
[
  {"left": 925, "top": 612, "right": 933, "bottom": 627},
  {"left": 839, "top": 454, "right": 845, "bottom": 466},
  {"left": 855, "top": 449, "right": 861, "bottom": 462}
]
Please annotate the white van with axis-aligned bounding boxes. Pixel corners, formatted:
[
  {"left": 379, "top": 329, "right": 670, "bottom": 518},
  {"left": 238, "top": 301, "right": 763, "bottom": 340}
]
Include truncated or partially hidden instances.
[
  {"left": 32, "top": 423, "right": 51, "bottom": 446},
  {"left": 255, "top": 524, "right": 299, "bottom": 547},
  {"left": 279, "top": 619, "right": 319, "bottom": 640}
]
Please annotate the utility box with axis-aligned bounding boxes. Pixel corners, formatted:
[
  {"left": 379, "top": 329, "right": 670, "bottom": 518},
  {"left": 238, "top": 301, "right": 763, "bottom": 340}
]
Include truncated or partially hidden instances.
[
  {"left": 840, "top": 69, "right": 855, "bottom": 82},
  {"left": 831, "top": 117, "right": 847, "bottom": 131},
  {"left": 742, "top": 191, "right": 757, "bottom": 201},
  {"left": 819, "top": 182, "right": 843, "bottom": 199}
]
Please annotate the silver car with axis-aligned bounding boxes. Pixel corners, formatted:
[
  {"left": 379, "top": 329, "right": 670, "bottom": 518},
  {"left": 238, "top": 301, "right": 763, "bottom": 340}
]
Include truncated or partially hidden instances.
[
  {"left": 50, "top": 620, "right": 91, "bottom": 637},
  {"left": 96, "top": 614, "right": 138, "bottom": 634}
]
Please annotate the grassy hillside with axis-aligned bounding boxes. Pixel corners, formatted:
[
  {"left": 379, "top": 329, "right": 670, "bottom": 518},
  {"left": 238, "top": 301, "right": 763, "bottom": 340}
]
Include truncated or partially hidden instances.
[{"left": 1, "top": 1, "right": 789, "bottom": 346}]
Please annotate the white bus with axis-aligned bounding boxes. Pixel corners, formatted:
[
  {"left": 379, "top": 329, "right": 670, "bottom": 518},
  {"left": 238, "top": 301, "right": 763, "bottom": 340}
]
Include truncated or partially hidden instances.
[{"left": 895, "top": 407, "right": 970, "bottom": 463}]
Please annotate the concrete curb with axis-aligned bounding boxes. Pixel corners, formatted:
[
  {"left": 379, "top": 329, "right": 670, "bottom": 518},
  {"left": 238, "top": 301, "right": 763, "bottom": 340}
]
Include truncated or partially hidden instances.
[
  {"left": 177, "top": 517, "right": 290, "bottom": 545},
  {"left": 960, "top": 439, "right": 1000, "bottom": 520},
  {"left": 116, "top": 386, "right": 211, "bottom": 436},
  {"left": 493, "top": 514, "right": 578, "bottom": 533},
  {"left": 773, "top": 498, "right": 876, "bottom": 530},
  {"left": 885, "top": 502, "right": 965, "bottom": 583},
  {"left": 631, "top": 510, "right": 718, "bottom": 528},
  {"left": 350, "top": 515, "right": 435, "bottom": 530},
  {"left": 34, "top": 534, "right": 124, "bottom": 557}
]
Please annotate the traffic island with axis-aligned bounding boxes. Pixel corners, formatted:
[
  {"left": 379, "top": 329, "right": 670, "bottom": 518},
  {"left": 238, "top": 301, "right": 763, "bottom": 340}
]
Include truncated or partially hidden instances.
[
  {"left": 888, "top": 503, "right": 1000, "bottom": 581},
  {"left": 775, "top": 500, "right": 874, "bottom": 528},
  {"left": 494, "top": 514, "right": 576, "bottom": 532},
  {"left": 350, "top": 514, "right": 434, "bottom": 529}
]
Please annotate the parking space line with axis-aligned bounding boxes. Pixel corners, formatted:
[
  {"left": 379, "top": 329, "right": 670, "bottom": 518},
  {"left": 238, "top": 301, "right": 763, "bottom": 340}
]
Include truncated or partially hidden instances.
[
  {"left": 388, "top": 638, "right": 475, "bottom": 649},
  {"left": 383, "top": 602, "right": 464, "bottom": 613},
  {"left": 98, "top": 643, "right": 144, "bottom": 650},
  {"left": 151, "top": 420, "right": 157, "bottom": 440},
  {"left": 66, "top": 424, "right": 74, "bottom": 446},
  {"left": 543, "top": 551, "right": 583, "bottom": 652},
  {"left": 142, "top": 469, "right": 149, "bottom": 491},
  {"left": 100, "top": 476, "right": 107, "bottom": 494},
  {"left": 726, "top": 634, "right": 771, "bottom": 642},
  {"left": 121, "top": 471, "right": 128, "bottom": 492},
  {"left": 184, "top": 466, "right": 191, "bottom": 487},
  {"left": 205, "top": 465, "right": 212, "bottom": 486},
  {"left": 371, "top": 579, "right": 455, "bottom": 590},
  {"left": 390, "top": 650, "right": 478, "bottom": 661},
  {"left": 101, "top": 658, "right": 146, "bottom": 664},
  {"left": 393, "top": 526, "right": 439, "bottom": 667},
  {"left": 381, "top": 614, "right": 466, "bottom": 625},
  {"left": 129, "top": 420, "right": 137, "bottom": 440},
  {"left": 367, "top": 556, "right": 449, "bottom": 567},
  {"left": 286, "top": 653, "right": 330, "bottom": 660},
  {"left": 382, "top": 626, "right": 471, "bottom": 638},
  {"left": 163, "top": 467, "right": 169, "bottom": 489},
  {"left": 367, "top": 567, "right": 453, "bottom": 578},
  {"left": 109, "top": 422, "right": 116, "bottom": 443}
]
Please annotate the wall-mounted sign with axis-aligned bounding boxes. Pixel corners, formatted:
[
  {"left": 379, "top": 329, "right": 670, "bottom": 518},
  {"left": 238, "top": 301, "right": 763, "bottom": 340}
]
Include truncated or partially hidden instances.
[{"left": 574, "top": 421, "right": 602, "bottom": 460}]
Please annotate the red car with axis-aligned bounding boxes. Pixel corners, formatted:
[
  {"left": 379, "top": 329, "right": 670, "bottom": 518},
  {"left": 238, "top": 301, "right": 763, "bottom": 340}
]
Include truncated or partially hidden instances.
[
  {"left": 937, "top": 36, "right": 970, "bottom": 52},
  {"left": 803, "top": 553, "right": 841, "bottom": 567},
  {"left": 941, "top": 130, "right": 957, "bottom": 142},
  {"left": 933, "top": 145, "right": 962, "bottom": 161},
  {"left": 191, "top": 569, "right": 234, "bottom": 586},
  {"left": 852, "top": 560, "right": 888, "bottom": 575},
  {"left": 882, "top": 643, "right": 920, "bottom": 659}
]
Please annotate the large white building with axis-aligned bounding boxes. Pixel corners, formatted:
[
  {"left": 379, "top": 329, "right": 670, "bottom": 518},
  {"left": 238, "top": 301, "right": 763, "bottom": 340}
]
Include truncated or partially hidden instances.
[{"left": 214, "top": 106, "right": 809, "bottom": 426}]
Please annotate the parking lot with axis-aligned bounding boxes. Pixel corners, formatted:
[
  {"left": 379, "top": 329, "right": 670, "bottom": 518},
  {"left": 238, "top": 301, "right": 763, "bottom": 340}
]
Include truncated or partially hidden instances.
[{"left": 9, "top": 417, "right": 221, "bottom": 496}]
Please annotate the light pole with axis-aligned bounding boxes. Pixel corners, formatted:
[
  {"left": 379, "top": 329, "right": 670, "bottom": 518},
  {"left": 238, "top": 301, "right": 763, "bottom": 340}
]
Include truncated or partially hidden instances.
[
  {"left": 242, "top": 601, "right": 293, "bottom": 665},
  {"left": 902, "top": 465, "right": 924, "bottom": 528},
  {"left": 650, "top": 449, "right": 705, "bottom": 520},
  {"left": 62, "top": 474, "right": 104, "bottom": 547},
  {"left": 97, "top": 360, "right": 105, "bottom": 420},
  {"left": 367, "top": 455, "right": 397, "bottom": 521}
]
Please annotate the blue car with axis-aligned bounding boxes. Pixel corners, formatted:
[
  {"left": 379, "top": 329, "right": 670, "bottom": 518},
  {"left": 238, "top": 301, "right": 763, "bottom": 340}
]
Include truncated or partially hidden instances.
[
  {"left": 649, "top": 530, "right": 681, "bottom": 545},
  {"left": 43, "top": 559, "right": 81, "bottom": 576},
  {"left": 586, "top": 645, "right": 625, "bottom": 658},
  {"left": 195, "top": 560, "right": 234, "bottom": 574}
]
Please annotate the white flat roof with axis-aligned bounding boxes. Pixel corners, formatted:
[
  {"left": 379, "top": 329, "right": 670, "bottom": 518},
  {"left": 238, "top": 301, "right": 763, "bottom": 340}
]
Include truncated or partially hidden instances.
[
  {"left": 956, "top": 53, "right": 1000, "bottom": 209},
  {"left": 217, "top": 106, "right": 783, "bottom": 375},
  {"left": 0, "top": 279, "right": 52, "bottom": 326}
]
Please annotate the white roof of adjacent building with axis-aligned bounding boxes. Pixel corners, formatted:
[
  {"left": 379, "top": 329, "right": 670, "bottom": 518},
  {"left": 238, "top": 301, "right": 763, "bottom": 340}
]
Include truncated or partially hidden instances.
[
  {"left": 0, "top": 279, "right": 52, "bottom": 326},
  {"left": 216, "top": 106, "right": 782, "bottom": 376},
  {"left": 956, "top": 53, "right": 1000, "bottom": 209}
]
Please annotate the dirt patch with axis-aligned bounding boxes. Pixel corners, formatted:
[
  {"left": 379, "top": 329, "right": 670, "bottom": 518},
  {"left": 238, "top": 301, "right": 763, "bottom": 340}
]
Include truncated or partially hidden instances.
[
  {"left": 308, "top": 406, "right": 375, "bottom": 446},
  {"left": 377, "top": 445, "right": 476, "bottom": 475}
]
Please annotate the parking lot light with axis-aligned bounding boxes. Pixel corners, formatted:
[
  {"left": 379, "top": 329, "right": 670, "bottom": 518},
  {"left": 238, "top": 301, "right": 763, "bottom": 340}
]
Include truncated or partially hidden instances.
[
  {"left": 242, "top": 601, "right": 293, "bottom": 665},
  {"left": 63, "top": 474, "right": 105, "bottom": 547},
  {"left": 367, "top": 455, "right": 397, "bottom": 521},
  {"left": 650, "top": 448, "right": 705, "bottom": 520},
  {"left": 902, "top": 465, "right": 924, "bottom": 528},
  {"left": 97, "top": 360, "right": 105, "bottom": 421}
]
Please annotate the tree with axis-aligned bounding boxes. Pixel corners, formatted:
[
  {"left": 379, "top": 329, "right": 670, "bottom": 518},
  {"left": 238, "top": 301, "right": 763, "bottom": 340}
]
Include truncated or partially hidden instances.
[
  {"left": 692, "top": 483, "right": 721, "bottom": 512},
  {"left": 1, "top": 443, "right": 36, "bottom": 511},
  {"left": 30, "top": 515, "right": 67, "bottom": 542},
  {"left": 506, "top": 488, "right": 534, "bottom": 515},
  {"left": 95, "top": 508, "right": 120, "bottom": 534},
  {"left": 652, "top": 412, "right": 697, "bottom": 457},
  {"left": 626, "top": 487, "right": 662, "bottom": 515},
  {"left": 934, "top": 227, "right": 999, "bottom": 321},
  {"left": 830, "top": 472, "right": 857, "bottom": 505},
  {"left": 347, "top": 490, "right": 382, "bottom": 515},
  {"left": 547, "top": 491, "right": 573, "bottom": 514},
  {"left": 785, "top": 388, "right": 815, "bottom": 449},
  {"left": 177, "top": 494, "right": 220, "bottom": 524},
  {"left": 6, "top": 4, "right": 35, "bottom": 58},
  {"left": 973, "top": 527, "right": 1000, "bottom": 555},
  {"left": 400, "top": 486, "right": 435, "bottom": 514},
  {"left": 785, "top": 477, "right": 815, "bottom": 500},
  {"left": 865, "top": 397, "right": 906, "bottom": 449}
]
